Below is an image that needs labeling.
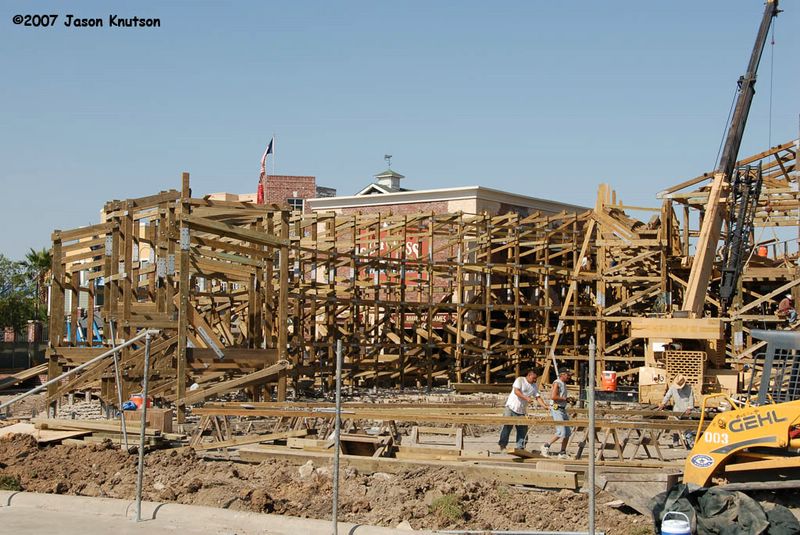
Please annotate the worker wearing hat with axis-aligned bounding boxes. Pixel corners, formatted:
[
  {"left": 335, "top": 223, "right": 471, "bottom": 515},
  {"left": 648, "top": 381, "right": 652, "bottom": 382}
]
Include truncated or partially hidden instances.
[
  {"left": 658, "top": 374, "right": 695, "bottom": 447},
  {"left": 541, "top": 369, "right": 574, "bottom": 458},
  {"left": 778, "top": 294, "right": 796, "bottom": 324}
]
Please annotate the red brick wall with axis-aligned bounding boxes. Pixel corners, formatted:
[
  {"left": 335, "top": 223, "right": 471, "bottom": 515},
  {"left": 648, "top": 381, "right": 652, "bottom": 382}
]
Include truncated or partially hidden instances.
[
  {"left": 336, "top": 200, "right": 449, "bottom": 217},
  {"left": 264, "top": 175, "right": 316, "bottom": 212}
]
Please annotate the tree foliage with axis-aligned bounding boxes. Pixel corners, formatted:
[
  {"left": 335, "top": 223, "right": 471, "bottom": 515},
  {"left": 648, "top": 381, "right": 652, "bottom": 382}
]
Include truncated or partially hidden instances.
[
  {"left": 0, "top": 253, "right": 46, "bottom": 333},
  {"left": 22, "top": 247, "right": 51, "bottom": 314}
]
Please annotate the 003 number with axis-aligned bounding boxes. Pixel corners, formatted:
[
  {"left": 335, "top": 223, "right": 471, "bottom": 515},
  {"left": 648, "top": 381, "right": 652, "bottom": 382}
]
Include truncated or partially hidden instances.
[{"left": 702, "top": 432, "right": 729, "bottom": 445}]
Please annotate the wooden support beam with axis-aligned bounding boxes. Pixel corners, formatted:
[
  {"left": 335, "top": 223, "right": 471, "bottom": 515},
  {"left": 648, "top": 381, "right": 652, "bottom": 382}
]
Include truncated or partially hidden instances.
[{"left": 180, "top": 361, "right": 289, "bottom": 405}]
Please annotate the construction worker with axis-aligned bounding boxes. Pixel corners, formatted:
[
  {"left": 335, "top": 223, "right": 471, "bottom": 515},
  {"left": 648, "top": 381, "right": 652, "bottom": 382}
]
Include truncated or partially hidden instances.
[
  {"left": 541, "top": 369, "right": 574, "bottom": 459},
  {"left": 777, "top": 294, "right": 796, "bottom": 323},
  {"left": 498, "top": 367, "right": 548, "bottom": 451},
  {"left": 657, "top": 374, "right": 695, "bottom": 447}
]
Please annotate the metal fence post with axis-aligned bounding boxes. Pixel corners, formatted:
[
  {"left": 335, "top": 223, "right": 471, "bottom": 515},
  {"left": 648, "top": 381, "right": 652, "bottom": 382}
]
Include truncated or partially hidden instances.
[
  {"left": 135, "top": 332, "right": 152, "bottom": 522},
  {"left": 108, "top": 321, "right": 129, "bottom": 452},
  {"left": 332, "top": 339, "right": 343, "bottom": 535}
]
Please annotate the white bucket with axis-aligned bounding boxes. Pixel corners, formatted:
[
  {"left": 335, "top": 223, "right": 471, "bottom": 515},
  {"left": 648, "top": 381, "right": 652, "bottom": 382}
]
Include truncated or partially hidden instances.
[{"left": 661, "top": 511, "right": 691, "bottom": 535}]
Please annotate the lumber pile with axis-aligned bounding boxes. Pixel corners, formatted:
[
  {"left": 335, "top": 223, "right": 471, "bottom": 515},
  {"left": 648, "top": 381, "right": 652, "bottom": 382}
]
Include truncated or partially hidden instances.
[{"left": 25, "top": 417, "right": 183, "bottom": 448}]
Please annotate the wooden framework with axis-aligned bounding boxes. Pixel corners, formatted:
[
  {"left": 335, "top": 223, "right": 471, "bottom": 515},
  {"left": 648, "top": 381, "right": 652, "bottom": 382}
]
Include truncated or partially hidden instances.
[{"left": 44, "top": 139, "right": 800, "bottom": 414}]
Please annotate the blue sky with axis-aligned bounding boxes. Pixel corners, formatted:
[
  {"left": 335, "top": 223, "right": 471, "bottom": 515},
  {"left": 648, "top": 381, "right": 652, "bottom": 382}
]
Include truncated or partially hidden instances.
[{"left": 1, "top": 1, "right": 797, "bottom": 259}]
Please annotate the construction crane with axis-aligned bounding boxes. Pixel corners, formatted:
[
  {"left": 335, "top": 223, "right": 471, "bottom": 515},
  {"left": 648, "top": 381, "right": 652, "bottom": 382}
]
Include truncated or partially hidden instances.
[
  {"left": 719, "top": 163, "right": 764, "bottom": 313},
  {"left": 681, "top": 0, "right": 780, "bottom": 317}
]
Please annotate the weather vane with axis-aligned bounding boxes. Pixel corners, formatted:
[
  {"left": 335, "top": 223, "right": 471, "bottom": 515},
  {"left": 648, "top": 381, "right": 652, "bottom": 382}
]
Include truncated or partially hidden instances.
[{"left": 384, "top": 154, "right": 392, "bottom": 169}]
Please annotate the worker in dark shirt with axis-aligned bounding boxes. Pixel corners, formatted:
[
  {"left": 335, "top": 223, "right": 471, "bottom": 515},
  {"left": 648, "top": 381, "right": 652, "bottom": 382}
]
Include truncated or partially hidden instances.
[{"left": 777, "top": 294, "right": 796, "bottom": 323}]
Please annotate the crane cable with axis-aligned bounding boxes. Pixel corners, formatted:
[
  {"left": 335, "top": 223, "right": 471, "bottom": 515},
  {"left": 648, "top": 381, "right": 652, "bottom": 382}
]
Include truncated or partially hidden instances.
[
  {"left": 714, "top": 86, "right": 739, "bottom": 171},
  {"left": 712, "top": 15, "right": 777, "bottom": 170},
  {"left": 768, "top": 16, "right": 776, "bottom": 148}
]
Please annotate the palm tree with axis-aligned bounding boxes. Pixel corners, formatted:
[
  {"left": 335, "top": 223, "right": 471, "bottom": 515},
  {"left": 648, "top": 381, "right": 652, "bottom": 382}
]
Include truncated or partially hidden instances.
[{"left": 22, "top": 247, "right": 51, "bottom": 317}]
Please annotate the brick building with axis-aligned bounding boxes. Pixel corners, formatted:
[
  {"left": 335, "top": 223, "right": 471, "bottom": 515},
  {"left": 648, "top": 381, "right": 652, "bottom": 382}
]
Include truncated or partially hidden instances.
[
  {"left": 209, "top": 175, "right": 335, "bottom": 213},
  {"left": 209, "top": 167, "right": 583, "bottom": 218},
  {"left": 261, "top": 175, "right": 335, "bottom": 212},
  {"left": 307, "top": 167, "right": 586, "bottom": 217}
]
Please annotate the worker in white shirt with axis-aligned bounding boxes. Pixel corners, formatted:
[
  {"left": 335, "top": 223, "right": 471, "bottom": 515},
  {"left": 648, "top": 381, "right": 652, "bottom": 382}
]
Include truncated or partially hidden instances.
[
  {"left": 498, "top": 367, "right": 548, "bottom": 451},
  {"left": 657, "top": 373, "right": 696, "bottom": 447}
]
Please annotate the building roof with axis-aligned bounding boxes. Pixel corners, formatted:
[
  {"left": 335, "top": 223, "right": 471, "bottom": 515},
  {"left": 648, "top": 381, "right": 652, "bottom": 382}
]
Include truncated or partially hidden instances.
[
  {"left": 355, "top": 168, "right": 410, "bottom": 196},
  {"left": 307, "top": 185, "right": 588, "bottom": 214},
  {"left": 374, "top": 169, "right": 405, "bottom": 180},
  {"left": 355, "top": 183, "right": 412, "bottom": 195}
]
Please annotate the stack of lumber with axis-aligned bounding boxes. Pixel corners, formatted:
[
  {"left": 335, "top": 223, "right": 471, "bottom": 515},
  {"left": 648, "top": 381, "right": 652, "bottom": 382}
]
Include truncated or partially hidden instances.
[
  {"left": 0, "top": 422, "right": 91, "bottom": 444},
  {"left": 23, "top": 417, "right": 182, "bottom": 448}
]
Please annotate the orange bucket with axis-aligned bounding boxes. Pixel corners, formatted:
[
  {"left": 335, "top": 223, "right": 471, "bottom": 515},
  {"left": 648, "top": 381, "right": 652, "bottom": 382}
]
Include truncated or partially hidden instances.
[
  {"left": 601, "top": 371, "right": 617, "bottom": 392},
  {"left": 130, "top": 394, "right": 151, "bottom": 409}
]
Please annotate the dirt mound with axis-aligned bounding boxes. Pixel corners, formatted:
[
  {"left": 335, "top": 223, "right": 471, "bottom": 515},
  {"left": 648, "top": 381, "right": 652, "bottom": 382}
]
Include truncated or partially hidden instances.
[{"left": 0, "top": 434, "right": 653, "bottom": 533}]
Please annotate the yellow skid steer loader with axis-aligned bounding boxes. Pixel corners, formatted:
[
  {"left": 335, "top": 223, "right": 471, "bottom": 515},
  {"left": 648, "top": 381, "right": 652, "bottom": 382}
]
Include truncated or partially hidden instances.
[{"left": 684, "top": 329, "right": 800, "bottom": 489}]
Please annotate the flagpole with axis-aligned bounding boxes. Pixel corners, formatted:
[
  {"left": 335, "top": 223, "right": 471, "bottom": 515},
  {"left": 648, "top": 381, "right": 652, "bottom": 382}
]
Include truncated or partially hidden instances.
[{"left": 272, "top": 132, "right": 276, "bottom": 176}]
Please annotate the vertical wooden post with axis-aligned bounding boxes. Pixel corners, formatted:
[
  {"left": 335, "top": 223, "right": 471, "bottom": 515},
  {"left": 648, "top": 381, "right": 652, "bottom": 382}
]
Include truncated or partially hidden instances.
[
  {"left": 176, "top": 172, "right": 191, "bottom": 423},
  {"left": 398, "top": 215, "right": 408, "bottom": 389},
  {"left": 47, "top": 233, "right": 65, "bottom": 415},
  {"left": 102, "top": 222, "right": 114, "bottom": 338},
  {"left": 309, "top": 214, "right": 319, "bottom": 389},
  {"left": 277, "top": 210, "right": 290, "bottom": 401},
  {"left": 264, "top": 212, "right": 275, "bottom": 347},
  {"left": 595, "top": 188, "right": 608, "bottom": 381},
  {"left": 485, "top": 214, "right": 494, "bottom": 384},
  {"left": 454, "top": 213, "right": 464, "bottom": 383},
  {"left": 426, "top": 212, "right": 435, "bottom": 391},
  {"left": 156, "top": 203, "right": 168, "bottom": 313},
  {"left": 349, "top": 215, "right": 358, "bottom": 391},
  {"left": 373, "top": 214, "right": 381, "bottom": 387},
  {"left": 69, "top": 269, "right": 79, "bottom": 346},
  {"left": 86, "top": 279, "right": 95, "bottom": 347},
  {"left": 512, "top": 214, "right": 521, "bottom": 378}
]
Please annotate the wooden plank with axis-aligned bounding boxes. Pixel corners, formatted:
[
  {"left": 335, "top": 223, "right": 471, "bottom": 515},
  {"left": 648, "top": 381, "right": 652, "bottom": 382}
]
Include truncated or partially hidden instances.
[
  {"left": 630, "top": 317, "right": 724, "bottom": 340},
  {"left": 733, "top": 277, "right": 800, "bottom": 317},
  {"left": 192, "top": 407, "right": 700, "bottom": 430},
  {"left": 176, "top": 173, "right": 191, "bottom": 423},
  {"left": 32, "top": 418, "right": 160, "bottom": 436},
  {"left": 0, "top": 364, "right": 48, "bottom": 391},
  {"left": 238, "top": 445, "right": 577, "bottom": 489},
  {"left": 180, "top": 361, "right": 288, "bottom": 405},
  {"left": 682, "top": 172, "right": 726, "bottom": 316},
  {"left": 183, "top": 214, "right": 288, "bottom": 248},
  {"left": 54, "top": 223, "right": 115, "bottom": 244},
  {"left": 0, "top": 422, "right": 90, "bottom": 444},
  {"left": 186, "top": 429, "right": 308, "bottom": 451}
]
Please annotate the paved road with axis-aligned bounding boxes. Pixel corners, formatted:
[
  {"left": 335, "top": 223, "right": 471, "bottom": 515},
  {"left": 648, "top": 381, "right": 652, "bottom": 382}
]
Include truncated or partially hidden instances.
[
  {"left": 1, "top": 507, "right": 245, "bottom": 535},
  {"left": 0, "top": 491, "right": 416, "bottom": 535}
]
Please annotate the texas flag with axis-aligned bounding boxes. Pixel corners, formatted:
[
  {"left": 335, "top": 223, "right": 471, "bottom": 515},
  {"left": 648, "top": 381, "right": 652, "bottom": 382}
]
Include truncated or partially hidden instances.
[
  {"left": 260, "top": 137, "right": 274, "bottom": 176},
  {"left": 257, "top": 137, "right": 274, "bottom": 204}
]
